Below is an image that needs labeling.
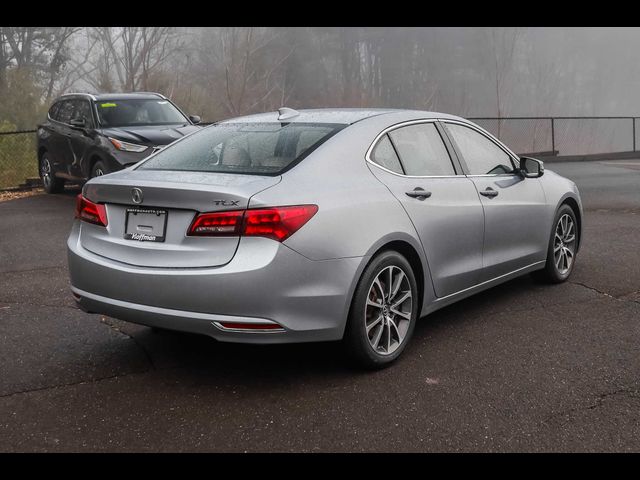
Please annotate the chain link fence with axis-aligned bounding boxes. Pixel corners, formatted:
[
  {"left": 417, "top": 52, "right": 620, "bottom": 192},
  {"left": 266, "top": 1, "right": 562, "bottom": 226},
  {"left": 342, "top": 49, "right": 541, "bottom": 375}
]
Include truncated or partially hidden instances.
[
  {"left": 1, "top": 118, "right": 639, "bottom": 189},
  {"left": 470, "top": 117, "right": 638, "bottom": 157},
  {"left": 0, "top": 130, "right": 38, "bottom": 189}
]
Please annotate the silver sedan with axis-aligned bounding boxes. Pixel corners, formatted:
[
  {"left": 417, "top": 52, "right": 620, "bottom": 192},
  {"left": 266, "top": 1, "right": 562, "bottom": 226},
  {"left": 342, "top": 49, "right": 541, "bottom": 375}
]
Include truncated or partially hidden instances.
[{"left": 68, "top": 108, "right": 583, "bottom": 368}]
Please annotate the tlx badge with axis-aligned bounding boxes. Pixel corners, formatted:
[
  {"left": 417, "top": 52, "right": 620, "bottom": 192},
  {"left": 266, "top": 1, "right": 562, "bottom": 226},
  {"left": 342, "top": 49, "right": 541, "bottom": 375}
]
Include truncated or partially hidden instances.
[{"left": 213, "top": 200, "right": 240, "bottom": 206}]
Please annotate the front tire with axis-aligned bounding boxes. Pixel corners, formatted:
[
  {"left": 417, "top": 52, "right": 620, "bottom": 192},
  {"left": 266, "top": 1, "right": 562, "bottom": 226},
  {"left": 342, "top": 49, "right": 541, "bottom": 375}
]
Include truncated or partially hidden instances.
[
  {"left": 40, "top": 152, "right": 64, "bottom": 194},
  {"left": 532, "top": 204, "right": 579, "bottom": 283},
  {"left": 90, "top": 160, "right": 109, "bottom": 178},
  {"left": 343, "top": 250, "right": 419, "bottom": 369}
]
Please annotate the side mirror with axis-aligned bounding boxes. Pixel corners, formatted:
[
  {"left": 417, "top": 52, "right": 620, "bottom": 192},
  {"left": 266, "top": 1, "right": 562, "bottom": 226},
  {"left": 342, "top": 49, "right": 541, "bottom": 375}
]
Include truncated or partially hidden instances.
[
  {"left": 69, "top": 117, "right": 86, "bottom": 128},
  {"left": 189, "top": 115, "right": 201, "bottom": 125},
  {"left": 518, "top": 156, "right": 544, "bottom": 178}
]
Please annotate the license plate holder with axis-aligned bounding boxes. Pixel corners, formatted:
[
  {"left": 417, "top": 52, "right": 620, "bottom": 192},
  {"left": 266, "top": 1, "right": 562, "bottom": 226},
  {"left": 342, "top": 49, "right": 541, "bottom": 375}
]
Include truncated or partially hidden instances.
[{"left": 124, "top": 208, "right": 168, "bottom": 243}]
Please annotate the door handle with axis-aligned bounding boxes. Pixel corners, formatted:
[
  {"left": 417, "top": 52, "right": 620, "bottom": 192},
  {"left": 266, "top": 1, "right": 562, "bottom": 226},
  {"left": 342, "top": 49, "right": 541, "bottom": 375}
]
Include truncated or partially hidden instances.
[
  {"left": 479, "top": 187, "right": 499, "bottom": 198},
  {"left": 405, "top": 188, "right": 432, "bottom": 200}
]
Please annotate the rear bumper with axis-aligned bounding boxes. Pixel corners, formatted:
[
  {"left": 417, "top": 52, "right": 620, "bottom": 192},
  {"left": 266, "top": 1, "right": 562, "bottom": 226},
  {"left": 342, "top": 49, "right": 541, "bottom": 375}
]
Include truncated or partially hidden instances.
[{"left": 67, "top": 221, "right": 366, "bottom": 344}]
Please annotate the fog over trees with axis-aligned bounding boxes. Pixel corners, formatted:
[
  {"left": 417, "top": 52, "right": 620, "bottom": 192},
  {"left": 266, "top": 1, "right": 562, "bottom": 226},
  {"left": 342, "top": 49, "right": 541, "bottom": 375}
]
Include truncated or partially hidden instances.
[{"left": 0, "top": 27, "right": 638, "bottom": 129}]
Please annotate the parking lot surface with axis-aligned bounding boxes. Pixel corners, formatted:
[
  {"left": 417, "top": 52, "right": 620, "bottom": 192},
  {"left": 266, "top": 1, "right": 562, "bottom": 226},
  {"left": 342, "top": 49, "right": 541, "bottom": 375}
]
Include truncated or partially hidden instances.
[{"left": 1, "top": 160, "right": 639, "bottom": 452}]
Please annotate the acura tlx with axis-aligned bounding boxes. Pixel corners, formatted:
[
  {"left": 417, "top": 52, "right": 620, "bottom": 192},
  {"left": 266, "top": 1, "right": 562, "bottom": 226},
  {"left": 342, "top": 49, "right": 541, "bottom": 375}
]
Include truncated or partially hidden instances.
[{"left": 68, "top": 108, "right": 582, "bottom": 368}]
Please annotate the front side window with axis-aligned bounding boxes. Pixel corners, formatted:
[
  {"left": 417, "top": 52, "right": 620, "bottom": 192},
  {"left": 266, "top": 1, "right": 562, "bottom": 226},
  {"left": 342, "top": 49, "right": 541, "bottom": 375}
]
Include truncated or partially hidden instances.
[
  {"left": 73, "top": 100, "right": 94, "bottom": 127},
  {"left": 388, "top": 123, "right": 455, "bottom": 176},
  {"left": 445, "top": 123, "right": 514, "bottom": 175},
  {"left": 138, "top": 122, "right": 345, "bottom": 176},
  {"left": 94, "top": 99, "right": 189, "bottom": 127},
  {"left": 56, "top": 101, "right": 76, "bottom": 124}
]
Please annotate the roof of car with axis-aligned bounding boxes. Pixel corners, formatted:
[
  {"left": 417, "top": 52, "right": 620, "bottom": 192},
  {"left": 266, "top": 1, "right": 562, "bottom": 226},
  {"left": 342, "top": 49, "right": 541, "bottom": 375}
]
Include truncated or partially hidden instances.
[
  {"left": 220, "top": 108, "right": 466, "bottom": 125},
  {"left": 57, "top": 92, "right": 167, "bottom": 101}
]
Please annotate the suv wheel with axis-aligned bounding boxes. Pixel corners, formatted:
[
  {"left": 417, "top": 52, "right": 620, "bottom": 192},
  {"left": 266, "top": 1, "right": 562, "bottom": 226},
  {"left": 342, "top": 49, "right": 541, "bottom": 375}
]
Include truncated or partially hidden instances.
[
  {"left": 40, "top": 153, "right": 64, "bottom": 194},
  {"left": 91, "top": 160, "right": 109, "bottom": 178}
]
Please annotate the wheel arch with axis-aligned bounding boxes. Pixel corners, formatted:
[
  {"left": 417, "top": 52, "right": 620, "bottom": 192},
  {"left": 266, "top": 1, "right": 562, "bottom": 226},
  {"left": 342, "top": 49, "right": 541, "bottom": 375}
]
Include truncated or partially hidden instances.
[
  {"left": 37, "top": 146, "right": 47, "bottom": 162},
  {"left": 84, "top": 152, "right": 107, "bottom": 179},
  {"left": 559, "top": 194, "right": 582, "bottom": 251},
  {"left": 351, "top": 234, "right": 434, "bottom": 321},
  {"left": 378, "top": 240, "right": 426, "bottom": 314}
]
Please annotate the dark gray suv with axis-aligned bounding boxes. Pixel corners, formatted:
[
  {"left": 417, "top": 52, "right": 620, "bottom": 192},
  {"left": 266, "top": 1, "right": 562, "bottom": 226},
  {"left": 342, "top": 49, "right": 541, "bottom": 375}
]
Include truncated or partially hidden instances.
[{"left": 37, "top": 92, "right": 202, "bottom": 193}]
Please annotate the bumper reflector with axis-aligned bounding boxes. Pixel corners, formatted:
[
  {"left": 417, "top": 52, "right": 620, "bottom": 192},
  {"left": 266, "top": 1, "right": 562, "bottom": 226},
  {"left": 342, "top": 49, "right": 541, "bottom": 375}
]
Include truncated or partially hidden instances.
[{"left": 214, "top": 321, "right": 285, "bottom": 332}]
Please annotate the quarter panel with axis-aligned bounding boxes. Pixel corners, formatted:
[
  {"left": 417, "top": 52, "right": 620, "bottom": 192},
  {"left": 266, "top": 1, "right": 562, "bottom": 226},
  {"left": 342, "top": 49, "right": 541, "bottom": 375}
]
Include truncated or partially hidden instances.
[
  {"left": 250, "top": 115, "right": 428, "bottom": 262},
  {"left": 248, "top": 113, "right": 445, "bottom": 317}
]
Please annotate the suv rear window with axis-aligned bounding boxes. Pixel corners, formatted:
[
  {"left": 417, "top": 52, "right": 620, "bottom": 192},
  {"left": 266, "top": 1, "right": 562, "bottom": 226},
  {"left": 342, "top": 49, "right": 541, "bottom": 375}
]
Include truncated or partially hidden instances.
[{"left": 138, "top": 122, "right": 345, "bottom": 176}]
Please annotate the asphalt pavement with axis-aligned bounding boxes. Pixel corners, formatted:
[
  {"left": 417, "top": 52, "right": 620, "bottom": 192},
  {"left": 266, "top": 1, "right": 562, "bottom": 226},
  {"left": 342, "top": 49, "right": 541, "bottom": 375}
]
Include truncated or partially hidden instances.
[{"left": 1, "top": 160, "right": 639, "bottom": 452}]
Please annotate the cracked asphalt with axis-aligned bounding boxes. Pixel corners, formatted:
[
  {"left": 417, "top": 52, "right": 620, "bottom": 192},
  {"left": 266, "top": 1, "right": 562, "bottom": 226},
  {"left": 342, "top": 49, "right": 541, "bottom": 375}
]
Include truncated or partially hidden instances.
[{"left": 1, "top": 160, "right": 639, "bottom": 452}]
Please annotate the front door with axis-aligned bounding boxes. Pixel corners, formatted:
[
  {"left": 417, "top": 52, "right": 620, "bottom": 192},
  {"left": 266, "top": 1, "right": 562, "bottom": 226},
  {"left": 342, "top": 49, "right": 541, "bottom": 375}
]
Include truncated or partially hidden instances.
[
  {"left": 442, "top": 121, "right": 549, "bottom": 281},
  {"left": 67, "top": 99, "right": 96, "bottom": 179}
]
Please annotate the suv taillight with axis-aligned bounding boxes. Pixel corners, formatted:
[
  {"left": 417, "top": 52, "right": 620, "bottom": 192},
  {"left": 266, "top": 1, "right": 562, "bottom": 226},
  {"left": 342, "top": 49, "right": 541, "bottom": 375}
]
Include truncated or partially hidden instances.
[
  {"left": 188, "top": 205, "right": 318, "bottom": 242},
  {"left": 75, "top": 194, "right": 108, "bottom": 227}
]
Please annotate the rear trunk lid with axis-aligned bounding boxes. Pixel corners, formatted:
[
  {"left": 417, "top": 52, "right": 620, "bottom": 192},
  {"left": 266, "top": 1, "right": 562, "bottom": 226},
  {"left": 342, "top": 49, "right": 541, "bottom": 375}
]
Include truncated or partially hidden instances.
[{"left": 80, "top": 169, "right": 280, "bottom": 268}]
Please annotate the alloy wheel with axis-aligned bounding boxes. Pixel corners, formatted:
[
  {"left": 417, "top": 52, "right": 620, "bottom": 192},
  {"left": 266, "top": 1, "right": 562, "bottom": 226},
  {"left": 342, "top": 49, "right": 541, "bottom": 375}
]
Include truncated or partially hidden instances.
[
  {"left": 553, "top": 213, "right": 576, "bottom": 275},
  {"left": 365, "top": 265, "right": 413, "bottom": 355},
  {"left": 41, "top": 157, "right": 52, "bottom": 188}
]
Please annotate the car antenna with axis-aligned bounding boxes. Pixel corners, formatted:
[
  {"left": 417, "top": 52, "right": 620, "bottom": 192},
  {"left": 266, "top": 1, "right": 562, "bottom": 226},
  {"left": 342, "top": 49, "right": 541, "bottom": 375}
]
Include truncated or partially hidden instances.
[{"left": 277, "top": 107, "right": 299, "bottom": 121}]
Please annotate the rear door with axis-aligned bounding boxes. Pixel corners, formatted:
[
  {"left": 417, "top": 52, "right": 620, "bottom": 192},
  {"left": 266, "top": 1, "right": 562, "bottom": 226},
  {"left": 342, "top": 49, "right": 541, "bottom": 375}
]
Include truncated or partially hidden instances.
[
  {"left": 442, "top": 121, "right": 548, "bottom": 281},
  {"left": 67, "top": 99, "right": 96, "bottom": 179},
  {"left": 47, "top": 99, "right": 75, "bottom": 174},
  {"left": 367, "top": 121, "right": 485, "bottom": 298}
]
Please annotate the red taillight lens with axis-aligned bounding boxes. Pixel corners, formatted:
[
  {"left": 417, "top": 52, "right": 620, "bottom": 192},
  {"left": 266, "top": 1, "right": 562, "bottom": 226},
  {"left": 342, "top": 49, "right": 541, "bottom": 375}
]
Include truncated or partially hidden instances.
[
  {"left": 75, "top": 194, "right": 108, "bottom": 227},
  {"left": 188, "top": 210, "right": 244, "bottom": 236},
  {"left": 187, "top": 205, "right": 318, "bottom": 242},
  {"left": 243, "top": 205, "right": 318, "bottom": 242}
]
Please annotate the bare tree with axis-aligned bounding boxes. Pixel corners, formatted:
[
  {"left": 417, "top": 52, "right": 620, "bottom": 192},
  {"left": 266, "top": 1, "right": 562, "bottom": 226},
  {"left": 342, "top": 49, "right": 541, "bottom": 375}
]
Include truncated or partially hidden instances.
[
  {"left": 80, "top": 27, "right": 179, "bottom": 92},
  {"left": 195, "top": 27, "right": 295, "bottom": 117},
  {"left": 487, "top": 27, "right": 522, "bottom": 137}
]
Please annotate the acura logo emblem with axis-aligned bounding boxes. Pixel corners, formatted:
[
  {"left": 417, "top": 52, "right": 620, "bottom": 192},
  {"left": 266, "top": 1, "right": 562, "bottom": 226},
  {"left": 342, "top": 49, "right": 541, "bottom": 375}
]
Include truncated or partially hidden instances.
[{"left": 131, "top": 188, "right": 143, "bottom": 204}]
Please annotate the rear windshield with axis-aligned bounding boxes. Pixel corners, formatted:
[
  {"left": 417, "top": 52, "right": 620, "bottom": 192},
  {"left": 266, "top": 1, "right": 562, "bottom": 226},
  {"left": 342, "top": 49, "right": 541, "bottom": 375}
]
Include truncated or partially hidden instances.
[
  {"left": 137, "top": 122, "right": 346, "bottom": 175},
  {"left": 94, "top": 99, "right": 188, "bottom": 127}
]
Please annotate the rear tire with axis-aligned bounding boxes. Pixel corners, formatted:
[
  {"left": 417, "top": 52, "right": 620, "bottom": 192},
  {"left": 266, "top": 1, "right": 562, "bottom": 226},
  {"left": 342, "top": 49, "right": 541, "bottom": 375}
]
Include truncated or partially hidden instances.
[
  {"left": 343, "top": 250, "right": 419, "bottom": 369},
  {"left": 40, "top": 152, "right": 64, "bottom": 194},
  {"left": 90, "top": 160, "right": 109, "bottom": 178},
  {"left": 531, "top": 204, "right": 579, "bottom": 283}
]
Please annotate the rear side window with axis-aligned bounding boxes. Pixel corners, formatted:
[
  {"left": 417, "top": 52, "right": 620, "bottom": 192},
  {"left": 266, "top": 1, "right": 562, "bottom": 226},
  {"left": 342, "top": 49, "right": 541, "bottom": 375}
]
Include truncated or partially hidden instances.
[
  {"left": 370, "top": 134, "right": 403, "bottom": 174},
  {"left": 138, "top": 122, "right": 345, "bottom": 176},
  {"left": 48, "top": 102, "right": 61, "bottom": 120},
  {"left": 388, "top": 123, "right": 455, "bottom": 176}
]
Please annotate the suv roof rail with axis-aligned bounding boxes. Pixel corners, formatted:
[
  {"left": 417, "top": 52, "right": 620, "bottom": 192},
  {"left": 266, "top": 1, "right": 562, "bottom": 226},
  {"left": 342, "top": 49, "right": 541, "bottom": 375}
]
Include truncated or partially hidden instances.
[
  {"left": 126, "top": 91, "right": 167, "bottom": 99},
  {"left": 59, "top": 92, "right": 98, "bottom": 100}
]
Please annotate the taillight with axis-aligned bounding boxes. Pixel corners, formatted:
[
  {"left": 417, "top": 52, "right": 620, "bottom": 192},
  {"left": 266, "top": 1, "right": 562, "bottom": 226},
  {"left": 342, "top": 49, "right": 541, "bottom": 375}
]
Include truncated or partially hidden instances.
[
  {"left": 188, "top": 210, "right": 244, "bottom": 236},
  {"left": 187, "top": 205, "right": 318, "bottom": 242},
  {"left": 75, "top": 194, "right": 108, "bottom": 227},
  {"left": 243, "top": 205, "right": 318, "bottom": 242}
]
